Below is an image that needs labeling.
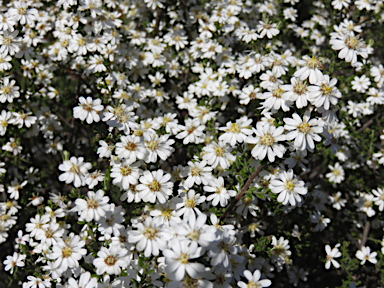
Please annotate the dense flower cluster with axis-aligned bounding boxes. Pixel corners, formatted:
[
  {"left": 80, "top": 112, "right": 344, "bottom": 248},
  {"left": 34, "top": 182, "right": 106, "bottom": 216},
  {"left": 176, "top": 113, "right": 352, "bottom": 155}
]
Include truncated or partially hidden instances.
[{"left": 1, "top": 0, "right": 384, "bottom": 287}]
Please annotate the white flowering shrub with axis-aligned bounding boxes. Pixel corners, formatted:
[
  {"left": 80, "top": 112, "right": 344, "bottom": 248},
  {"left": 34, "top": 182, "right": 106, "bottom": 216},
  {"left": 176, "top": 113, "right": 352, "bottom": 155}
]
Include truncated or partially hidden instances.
[{"left": 2, "top": 0, "right": 384, "bottom": 287}]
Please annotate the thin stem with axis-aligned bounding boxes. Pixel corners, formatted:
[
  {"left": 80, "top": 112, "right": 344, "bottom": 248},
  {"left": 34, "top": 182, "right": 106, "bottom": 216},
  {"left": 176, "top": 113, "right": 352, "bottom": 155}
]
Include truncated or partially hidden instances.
[
  {"left": 220, "top": 165, "right": 263, "bottom": 222},
  {"left": 359, "top": 220, "right": 370, "bottom": 249}
]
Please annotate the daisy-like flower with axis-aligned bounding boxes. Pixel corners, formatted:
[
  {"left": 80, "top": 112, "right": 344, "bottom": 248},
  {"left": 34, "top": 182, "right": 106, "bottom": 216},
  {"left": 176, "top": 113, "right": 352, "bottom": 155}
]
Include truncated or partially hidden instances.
[
  {"left": 351, "top": 75, "right": 371, "bottom": 93},
  {"left": 71, "top": 190, "right": 110, "bottom": 222},
  {"left": 259, "top": 84, "right": 292, "bottom": 113},
  {"left": 85, "top": 170, "right": 105, "bottom": 189},
  {"left": 175, "top": 189, "right": 206, "bottom": 222},
  {"left": 93, "top": 246, "right": 130, "bottom": 275},
  {"left": 48, "top": 233, "right": 87, "bottom": 273},
  {"left": 176, "top": 118, "right": 205, "bottom": 145},
  {"left": 246, "top": 122, "right": 286, "bottom": 162},
  {"left": 23, "top": 276, "right": 51, "bottom": 288},
  {"left": 110, "top": 159, "right": 142, "bottom": 190},
  {"left": 331, "top": 0, "right": 350, "bottom": 10},
  {"left": 9, "top": 111, "right": 37, "bottom": 128},
  {"left": 325, "top": 162, "right": 345, "bottom": 184},
  {"left": 269, "top": 169, "right": 307, "bottom": 206},
  {"left": 68, "top": 271, "right": 98, "bottom": 288},
  {"left": 0, "top": 78, "right": 20, "bottom": 103},
  {"left": 204, "top": 177, "right": 236, "bottom": 207},
  {"left": 128, "top": 217, "right": 170, "bottom": 257},
  {"left": 202, "top": 141, "right": 235, "bottom": 169},
  {"left": 115, "top": 135, "right": 146, "bottom": 162},
  {"left": 7, "top": 2, "right": 37, "bottom": 25},
  {"left": 137, "top": 170, "right": 173, "bottom": 204},
  {"left": 3, "top": 252, "right": 26, "bottom": 274},
  {"left": 238, "top": 85, "right": 261, "bottom": 105},
  {"left": 73, "top": 96, "right": 104, "bottom": 124},
  {"left": 0, "top": 53, "right": 12, "bottom": 71},
  {"left": 163, "top": 239, "right": 205, "bottom": 281},
  {"left": 0, "top": 110, "right": 12, "bottom": 136},
  {"left": 294, "top": 55, "right": 323, "bottom": 84},
  {"left": 58, "top": 156, "right": 92, "bottom": 188},
  {"left": 282, "top": 77, "right": 310, "bottom": 109},
  {"left": 356, "top": 246, "right": 377, "bottom": 265},
  {"left": 372, "top": 187, "right": 384, "bottom": 211},
  {"left": 238, "top": 270, "right": 271, "bottom": 288},
  {"left": 144, "top": 133, "right": 175, "bottom": 163},
  {"left": 328, "top": 191, "right": 347, "bottom": 210},
  {"left": 284, "top": 112, "right": 323, "bottom": 151},
  {"left": 325, "top": 244, "right": 341, "bottom": 269},
  {"left": 87, "top": 55, "right": 106, "bottom": 73},
  {"left": 0, "top": 30, "right": 21, "bottom": 56},
  {"left": 257, "top": 21, "right": 280, "bottom": 39},
  {"left": 308, "top": 75, "right": 342, "bottom": 110},
  {"left": 271, "top": 236, "right": 291, "bottom": 271},
  {"left": 310, "top": 211, "right": 331, "bottom": 231},
  {"left": 370, "top": 65, "right": 384, "bottom": 87},
  {"left": 218, "top": 116, "right": 253, "bottom": 147},
  {"left": 181, "top": 160, "right": 213, "bottom": 189},
  {"left": 330, "top": 31, "right": 368, "bottom": 65}
]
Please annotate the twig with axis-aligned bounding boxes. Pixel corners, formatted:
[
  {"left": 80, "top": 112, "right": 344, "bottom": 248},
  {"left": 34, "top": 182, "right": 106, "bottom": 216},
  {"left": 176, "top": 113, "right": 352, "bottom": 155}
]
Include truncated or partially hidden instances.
[
  {"left": 359, "top": 220, "right": 370, "bottom": 249},
  {"left": 357, "top": 118, "right": 374, "bottom": 133},
  {"left": 220, "top": 165, "right": 263, "bottom": 222},
  {"left": 154, "top": 8, "right": 162, "bottom": 36}
]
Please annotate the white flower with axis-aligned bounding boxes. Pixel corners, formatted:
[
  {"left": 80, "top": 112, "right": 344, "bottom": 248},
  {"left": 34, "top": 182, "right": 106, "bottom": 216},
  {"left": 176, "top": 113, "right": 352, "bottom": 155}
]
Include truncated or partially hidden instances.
[
  {"left": 87, "top": 55, "right": 106, "bottom": 73},
  {"left": 73, "top": 96, "right": 103, "bottom": 124},
  {"left": 325, "top": 244, "right": 341, "bottom": 269},
  {"left": 308, "top": 75, "right": 342, "bottom": 110},
  {"left": 271, "top": 236, "right": 291, "bottom": 271},
  {"left": 259, "top": 84, "right": 292, "bottom": 112},
  {"left": 0, "top": 110, "right": 12, "bottom": 135},
  {"left": 71, "top": 190, "right": 110, "bottom": 222},
  {"left": 284, "top": 112, "right": 323, "bottom": 151},
  {"left": 48, "top": 234, "right": 87, "bottom": 273},
  {"left": 246, "top": 122, "right": 286, "bottom": 162},
  {"left": 218, "top": 116, "right": 253, "bottom": 147},
  {"left": 372, "top": 187, "right": 384, "bottom": 211},
  {"left": 85, "top": 170, "right": 105, "bottom": 189},
  {"left": 2, "top": 137, "right": 22, "bottom": 155},
  {"left": 176, "top": 118, "right": 205, "bottom": 145},
  {"left": 202, "top": 141, "right": 235, "bottom": 169},
  {"left": 330, "top": 31, "right": 368, "bottom": 64},
  {"left": 110, "top": 159, "right": 142, "bottom": 190},
  {"left": 294, "top": 56, "right": 323, "bottom": 84},
  {"left": 328, "top": 191, "right": 347, "bottom": 210},
  {"left": 238, "top": 270, "right": 271, "bottom": 288},
  {"left": 269, "top": 169, "right": 307, "bottom": 206},
  {"left": 175, "top": 189, "right": 206, "bottom": 222},
  {"left": 128, "top": 217, "right": 170, "bottom": 257},
  {"left": 0, "top": 31, "right": 21, "bottom": 56},
  {"left": 0, "top": 78, "right": 20, "bottom": 103},
  {"left": 58, "top": 156, "right": 92, "bottom": 188},
  {"left": 351, "top": 75, "right": 371, "bottom": 93},
  {"left": 144, "top": 133, "right": 175, "bottom": 163},
  {"left": 356, "top": 246, "right": 377, "bottom": 265},
  {"left": 325, "top": 162, "right": 345, "bottom": 184},
  {"left": 181, "top": 161, "right": 213, "bottom": 189},
  {"left": 23, "top": 276, "right": 51, "bottom": 288},
  {"left": 93, "top": 246, "right": 130, "bottom": 275},
  {"left": 257, "top": 21, "right": 280, "bottom": 39},
  {"left": 137, "top": 170, "right": 173, "bottom": 204},
  {"left": 282, "top": 77, "right": 309, "bottom": 109},
  {"left": 115, "top": 135, "right": 146, "bottom": 162},
  {"left": 67, "top": 271, "right": 98, "bottom": 288},
  {"left": 204, "top": 177, "right": 236, "bottom": 207},
  {"left": 163, "top": 239, "right": 205, "bottom": 281},
  {"left": 310, "top": 211, "right": 331, "bottom": 231},
  {"left": 3, "top": 252, "right": 26, "bottom": 274}
]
